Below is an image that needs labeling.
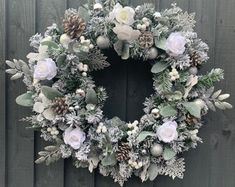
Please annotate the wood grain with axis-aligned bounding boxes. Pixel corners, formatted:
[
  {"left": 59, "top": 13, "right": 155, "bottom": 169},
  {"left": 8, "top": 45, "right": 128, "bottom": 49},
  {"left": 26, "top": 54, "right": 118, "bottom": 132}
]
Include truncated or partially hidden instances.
[
  {"left": 1, "top": 0, "right": 235, "bottom": 187},
  {"left": 0, "top": 0, "right": 6, "bottom": 186},
  {"left": 6, "top": 0, "right": 35, "bottom": 187},
  {"left": 34, "top": 0, "right": 66, "bottom": 187}
]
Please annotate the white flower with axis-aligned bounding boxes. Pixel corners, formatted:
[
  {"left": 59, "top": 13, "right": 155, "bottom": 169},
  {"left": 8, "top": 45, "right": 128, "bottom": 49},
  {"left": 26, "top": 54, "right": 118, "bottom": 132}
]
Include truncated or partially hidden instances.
[
  {"left": 153, "top": 12, "right": 161, "bottom": 18},
  {"left": 157, "top": 121, "right": 178, "bottom": 143},
  {"left": 113, "top": 24, "right": 141, "bottom": 41},
  {"left": 166, "top": 32, "right": 186, "bottom": 57},
  {"left": 64, "top": 127, "right": 86, "bottom": 150},
  {"left": 93, "top": 3, "right": 103, "bottom": 10},
  {"left": 34, "top": 58, "right": 57, "bottom": 80},
  {"left": 109, "top": 3, "right": 135, "bottom": 25}
]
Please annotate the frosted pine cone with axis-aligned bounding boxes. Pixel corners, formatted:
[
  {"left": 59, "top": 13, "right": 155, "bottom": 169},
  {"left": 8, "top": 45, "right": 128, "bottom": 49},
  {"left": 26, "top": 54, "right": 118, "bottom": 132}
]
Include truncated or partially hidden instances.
[
  {"left": 51, "top": 97, "right": 69, "bottom": 115},
  {"left": 138, "top": 31, "right": 154, "bottom": 49},
  {"left": 63, "top": 14, "right": 86, "bottom": 39},
  {"left": 190, "top": 51, "right": 201, "bottom": 66},
  {"left": 116, "top": 142, "right": 131, "bottom": 162}
]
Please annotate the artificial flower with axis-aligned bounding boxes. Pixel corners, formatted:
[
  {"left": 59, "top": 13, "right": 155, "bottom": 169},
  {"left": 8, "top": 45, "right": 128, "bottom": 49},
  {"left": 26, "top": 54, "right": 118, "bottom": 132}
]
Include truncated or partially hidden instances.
[
  {"left": 109, "top": 3, "right": 135, "bottom": 25},
  {"left": 64, "top": 127, "right": 86, "bottom": 149},
  {"left": 157, "top": 120, "right": 178, "bottom": 143},
  {"left": 34, "top": 58, "right": 57, "bottom": 80},
  {"left": 113, "top": 24, "right": 140, "bottom": 41},
  {"left": 166, "top": 32, "right": 186, "bottom": 57}
]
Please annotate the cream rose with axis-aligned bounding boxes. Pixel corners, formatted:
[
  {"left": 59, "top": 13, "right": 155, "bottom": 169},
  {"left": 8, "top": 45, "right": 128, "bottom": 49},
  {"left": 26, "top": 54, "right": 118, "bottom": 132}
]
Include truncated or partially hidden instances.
[
  {"left": 109, "top": 3, "right": 135, "bottom": 25},
  {"left": 157, "top": 121, "right": 178, "bottom": 143},
  {"left": 113, "top": 24, "right": 140, "bottom": 41},
  {"left": 64, "top": 127, "right": 86, "bottom": 150},
  {"left": 34, "top": 58, "right": 57, "bottom": 80},
  {"left": 166, "top": 32, "right": 186, "bottom": 57}
]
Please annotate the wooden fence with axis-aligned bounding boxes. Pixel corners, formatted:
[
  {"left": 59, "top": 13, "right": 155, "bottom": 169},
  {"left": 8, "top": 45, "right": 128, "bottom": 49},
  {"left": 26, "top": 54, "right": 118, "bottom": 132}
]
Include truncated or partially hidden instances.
[{"left": 0, "top": 0, "right": 235, "bottom": 187}]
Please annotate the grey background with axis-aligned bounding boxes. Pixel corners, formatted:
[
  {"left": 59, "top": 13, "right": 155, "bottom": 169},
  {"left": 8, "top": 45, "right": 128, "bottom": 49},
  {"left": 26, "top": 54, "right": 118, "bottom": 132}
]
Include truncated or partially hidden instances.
[{"left": 0, "top": 0, "right": 235, "bottom": 187}]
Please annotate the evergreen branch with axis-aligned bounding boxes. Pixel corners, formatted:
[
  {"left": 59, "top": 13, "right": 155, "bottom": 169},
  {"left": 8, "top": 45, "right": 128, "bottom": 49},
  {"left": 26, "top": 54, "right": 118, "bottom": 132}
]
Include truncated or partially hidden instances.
[{"left": 197, "top": 68, "right": 224, "bottom": 88}]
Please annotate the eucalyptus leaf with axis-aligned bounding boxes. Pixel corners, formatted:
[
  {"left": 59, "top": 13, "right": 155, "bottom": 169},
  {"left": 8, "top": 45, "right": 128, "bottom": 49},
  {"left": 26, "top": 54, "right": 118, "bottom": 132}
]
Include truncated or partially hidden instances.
[
  {"left": 160, "top": 105, "right": 177, "bottom": 117},
  {"left": 155, "top": 37, "right": 167, "bottom": 50},
  {"left": 41, "top": 41, "right": 59, "bottom": 49},
  {"left": 56, "top": 54, "right": 66, "bottom": 67},
  {"left": 41, "top": 86, "right": 63, "bottom": 100},
  {"left": 163, "top": 148, "right": 176, "bottom": 160},
  {"left": 121, "top": 42, "right": 130, "bottom": 60},
  {"left": 151, "top": 61, "right": 169, "bottom": 74},
  {"left": 16, "top": 92, "right": 34, "bottom": 107},
  {"left": 78, "top": 5, "right": 90, "bottom": 22},
  {"left": 148, "top": 164, "right": 159, "bottom": 181},
  {"left": 136, "top": 131, "right": 156, "bottom": 143},
  {"left": 182, "top": 102, "right": 201, "bottom": 118},
  {"left": 101, "top": 153, "right": 117, "bottom": 166},
  {"left": 85, "top": 88, "right": 98, "bottom": 105}
]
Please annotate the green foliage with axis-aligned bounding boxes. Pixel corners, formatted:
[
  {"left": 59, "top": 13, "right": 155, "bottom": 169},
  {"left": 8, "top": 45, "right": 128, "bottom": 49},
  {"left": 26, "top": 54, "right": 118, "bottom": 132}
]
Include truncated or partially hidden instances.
[
  {"left": 16, "top": 92, "right": 34, "bottom": 107},
  {"left": 41, "top": 86, "right": 63, "bottom": 100},
  {"left": 182, "top": 102, "right": 201, "bottom": 118},
  {"left": 136, "top": 131, "right": 156, "bottom": 143},
  {"left": 151, "top": 61, "right": 170, "bottom": 74},
  {"left": 197, "top": 68, "right": 224, "bottom": 88},
  {"left": 35, "top": 145, "right": 62, "bottom": 165},
  {"left": 163, "top": 148, "right": 176, "bottom": 160},
  {"left": 85, "top": 88, "right": 98, "bottom": 105},
  {"left": 101, "top": 153, "right": 117, "bottom": 166},
  {"left": 155, "top": 37, "right": 167, "bottom": 50},
  {"left": 153, "top": 70, "right": 172, "bottom": 94},
  {"left": 160, "top": 105, "right": 177, "bottom": 117}
]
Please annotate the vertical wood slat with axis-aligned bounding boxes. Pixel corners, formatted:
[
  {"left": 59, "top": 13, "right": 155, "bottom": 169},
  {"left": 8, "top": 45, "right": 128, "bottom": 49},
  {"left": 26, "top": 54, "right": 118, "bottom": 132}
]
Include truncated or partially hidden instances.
[
  {"left": 209, "top": 0, "right": 235, "bottom": 186},
  {"left": 34, "top": 0, "right": 66, "bottom": 187},
  {"left": 63, "top": 2, "right": 95, "bottom": 187},
  {"left": 6, "top": 0, "right": 36, "bottom": 187},
  {"left": 0, "top": 0, "right": 6, "bottom": 186}
]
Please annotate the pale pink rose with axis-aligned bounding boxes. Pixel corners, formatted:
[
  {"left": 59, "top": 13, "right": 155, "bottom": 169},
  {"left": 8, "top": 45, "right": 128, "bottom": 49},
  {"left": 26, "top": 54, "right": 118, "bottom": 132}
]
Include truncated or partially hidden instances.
[
  {"left": 157, "top": 121, "right": 178, "bottom": 143},
  {"left": 34, "top": 58, "right": 57, "bottom": 80},
  {"left": 64, "top": 127, "right": 86, "bottom": 150},
  {"left": 166, "top": 32, "right": 186, "bottom": 57}
]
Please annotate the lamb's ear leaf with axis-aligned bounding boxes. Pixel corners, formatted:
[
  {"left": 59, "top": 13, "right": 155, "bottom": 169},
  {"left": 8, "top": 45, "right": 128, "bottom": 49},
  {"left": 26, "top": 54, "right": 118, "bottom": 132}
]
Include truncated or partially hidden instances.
[
  {"left": 41, "top": 86, "right": 63, "bottom": 100},
  {"left": 182, "top": 102, "right": 201, "bottom": 118},
  {"left": 16, "top": 92, "right": 34, "bottom": 107},
  {"left": 151, "top": 61, "right": 169, "bottom": 74},
  {"left": 155, "top": 37, "right": 167, "bottom": 50},
  {"left": 101, "top": 153, "right": 117, "bottom": 166},
  {"left": 85, "top": 88, "right": 98, "bottom": 105},
  {"left": 160, "top": 105, "right": 177, "bottom": 117},
  {"left": 41, "top": 41, "right": 59, "bottom": 49},
  {"left": 163, "top": 148, "right": 176, "bottom": 161}
]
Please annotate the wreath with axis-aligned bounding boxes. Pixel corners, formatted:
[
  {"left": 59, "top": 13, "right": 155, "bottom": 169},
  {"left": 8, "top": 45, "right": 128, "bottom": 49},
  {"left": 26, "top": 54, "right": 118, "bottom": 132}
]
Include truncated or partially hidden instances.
[{"left": 5, "top": 1, "right": 232, "bottom": 186}]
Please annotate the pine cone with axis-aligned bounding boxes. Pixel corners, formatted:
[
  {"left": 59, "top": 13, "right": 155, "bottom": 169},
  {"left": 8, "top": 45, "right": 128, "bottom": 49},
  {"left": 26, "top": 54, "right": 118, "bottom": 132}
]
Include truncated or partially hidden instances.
[
  {"left": 185, "top": 114, "right": 199, "bottom": 125},
  {"left": 63, "top": 14, "right": 86, "bottom": 39},
  {"left": 116, "top": 142, "right": 131, "bottom": 162},
  {"left": 138, "top": 31, "right": 154, "bottom": 49},
  {"left": 190, "top": 51, "right": 201, "bottom": 66},
  {"left": 51, "top": 97, "right": 69, "bottom": 115}
]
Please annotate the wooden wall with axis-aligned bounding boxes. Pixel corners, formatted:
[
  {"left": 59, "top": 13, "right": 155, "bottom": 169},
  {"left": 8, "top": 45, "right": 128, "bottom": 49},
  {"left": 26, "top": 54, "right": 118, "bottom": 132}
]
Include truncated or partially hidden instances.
[{"left": 0, "top": 0, "right": 235, "bottom": 187}]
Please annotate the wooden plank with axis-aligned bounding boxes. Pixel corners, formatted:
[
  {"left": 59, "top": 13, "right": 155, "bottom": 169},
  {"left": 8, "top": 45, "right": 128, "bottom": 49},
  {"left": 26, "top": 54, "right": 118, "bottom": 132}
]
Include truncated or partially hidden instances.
[
  {"left": 208, "top": 0, "right": 235, "bottom": 186},
  {"left": 93, "top": 49, "right": 128, "bottom": 187},
  {"left": 34, "top": 0, "right": 66, "bottom": 187},
  {"left": 6, "top": 0, "right": 35, "bottom": 187},
  {"left": 0, "top": 0, "right": 6, "bottom": 186}
]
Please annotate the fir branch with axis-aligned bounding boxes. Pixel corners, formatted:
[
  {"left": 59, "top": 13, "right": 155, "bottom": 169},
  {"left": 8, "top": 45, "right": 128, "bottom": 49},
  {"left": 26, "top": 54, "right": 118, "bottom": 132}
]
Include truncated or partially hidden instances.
[
  {"left": 197, "top": 68, "right": 224, "bottom": 88},
  {"left": 153, "top": 70, "right": 173, "bottom": 95}
]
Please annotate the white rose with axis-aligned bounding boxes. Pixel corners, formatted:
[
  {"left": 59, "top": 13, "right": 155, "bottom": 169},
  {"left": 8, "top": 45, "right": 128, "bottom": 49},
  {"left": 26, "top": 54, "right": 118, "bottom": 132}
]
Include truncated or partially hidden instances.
[
  {"left": 157, "top": 121, "right": 178, "bottom": 143},
  {"left": 113, "top": 24, "right": 141, "bottom": 41},
  {"left": 166, "top": 32, "right": 186, "bottom": 57},
  {"left": 64, "top": 127, "right": 86, "bottom": 150},
  {"left": 109, "top": 3, "right": 135, "bottom": 25},
  {"left": 34, "top": 58, "right": 57, "bottom": 80}
]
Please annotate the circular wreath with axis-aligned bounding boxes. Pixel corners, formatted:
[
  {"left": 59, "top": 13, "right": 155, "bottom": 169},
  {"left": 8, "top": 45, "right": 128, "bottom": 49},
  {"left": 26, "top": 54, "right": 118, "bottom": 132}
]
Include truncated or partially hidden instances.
[{"left": 6, "top": 1, "right": 232, "bottom": 186}]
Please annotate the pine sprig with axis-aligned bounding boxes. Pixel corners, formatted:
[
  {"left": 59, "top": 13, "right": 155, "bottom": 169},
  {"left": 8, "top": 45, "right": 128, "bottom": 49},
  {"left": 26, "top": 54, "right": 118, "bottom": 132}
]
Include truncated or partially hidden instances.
[
  {"left": 197, "top": 68, "right": 224, "bottom": 88},
  {"left": 153, "top": 70, "right": 173, "bottom": 95}
]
